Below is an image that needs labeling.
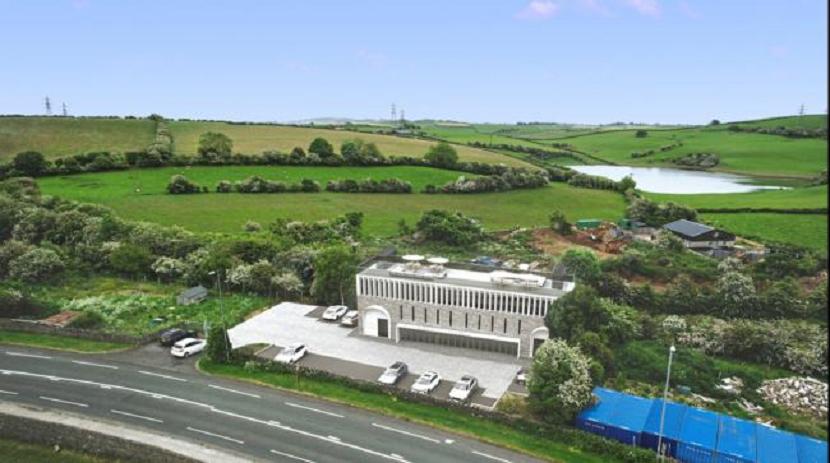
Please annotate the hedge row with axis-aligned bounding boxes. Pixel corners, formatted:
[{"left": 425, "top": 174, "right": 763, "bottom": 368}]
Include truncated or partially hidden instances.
[
  {"left": 325, "top": 178, "right": 412, "bottom": 193},
  {"left": 424, "top": 170, "right": 549, "bottom": 194},
  {"left": 727, "top": 124, "right": 827, "bottom": 139},
  {"left": 697, "top": 207, "right": 828, "bottom": 214},
  {"left": 630, "top": 141, "right": 683, "bottom": 158},
  {"left": 216, "top": 176, "right": 321, "bottom": 193}
]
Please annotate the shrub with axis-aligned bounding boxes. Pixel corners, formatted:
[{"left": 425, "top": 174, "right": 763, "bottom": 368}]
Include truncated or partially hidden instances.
[
  {"left": 424, "top": 142, "right": 459, "bottom": 168},
  {"left": 414, "top": 209, "right": 484, "bottom": 247},
  {"left": 167, "top": 175, "right": 202, "bottom": 194},
  {"left": 528, "top": 338, "right": 594, "bottom": 424},
  {"left": 197, "top": 132, "right": 233, "bottom": 159},
  {"left": 68, "top": 310, "right": 106, "bottom": 329},
  {"left": 8, "top": 247, "right": 65, "bottom": 282},
  {"left": 13, "top": 151, "right": 48, "bottom": 177},
  {"left": 635, "top": 129, "right": 648, "bottom": 138}
]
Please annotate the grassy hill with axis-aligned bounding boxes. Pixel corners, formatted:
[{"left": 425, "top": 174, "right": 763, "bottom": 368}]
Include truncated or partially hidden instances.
[
  {"left": 729, "top": 114, "right": 827, "bottom": 129},
  {"left": 0, "top": 116, "right": 155, "bottom": 159},
  {"left": 701, "top": 212, "right": 827, "bottom": 252}
]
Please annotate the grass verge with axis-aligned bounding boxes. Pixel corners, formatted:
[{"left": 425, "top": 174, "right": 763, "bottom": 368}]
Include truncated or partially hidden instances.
[
  {"left": 198, "top": 359, "right": 617, "bottom": 463},
  {"left": 0, "top": 437, "right": 110, "bottom": 463},
  {"left": 0, "top": 330, "right": 130, "bottom": 353}
]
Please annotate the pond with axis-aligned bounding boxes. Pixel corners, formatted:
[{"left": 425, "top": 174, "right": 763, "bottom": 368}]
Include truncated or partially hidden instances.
[{"left": 569, "top": 165, "right": 788, "bottom": 194}]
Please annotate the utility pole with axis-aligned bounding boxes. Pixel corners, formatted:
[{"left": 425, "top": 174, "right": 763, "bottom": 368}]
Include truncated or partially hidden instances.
[
  {"left": 44, "top": 96, "right": 52, "bottom": 116},
  {"left": 390, "top": 103, "right": 397, "bottom": 125},
  {"left": 61, "top": 102, "right": 68, "bottom": 117},
  {"left": 656, "top": 344, "right": 676, "bottom": 461}
]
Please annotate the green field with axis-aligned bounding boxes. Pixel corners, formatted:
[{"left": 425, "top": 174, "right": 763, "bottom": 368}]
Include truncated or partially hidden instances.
[
  {"left": 730, "top": 114, "right": 827, "bottom": 129},
  {"left": 646, "top": 185, "right": 828, "bottom": 210},
  {"left": 701, "top": 212, "right": 828, "bottom": 252},
  {"left": 0, "top": 117, "right": 155, "bottom": 159},
  {"left": 0, "top": 330, "right": 129, "bottom": 352},
  {"left": 37, "top": 166, "right": 626, "bottom": 236},
  {"left": 0, "top": 438, "right": 109, "bottom": 463},
  {"left": 556, "top": 127, "right": 827, "bottom": 178}
]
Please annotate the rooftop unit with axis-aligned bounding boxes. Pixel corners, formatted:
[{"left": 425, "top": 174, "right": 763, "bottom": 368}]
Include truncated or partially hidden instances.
[
  {"left": 489, "top": 271, "right": 546, "bottom": 288},
  {"left": 387, "top": 255, "right": 448, "bottom": 280}
]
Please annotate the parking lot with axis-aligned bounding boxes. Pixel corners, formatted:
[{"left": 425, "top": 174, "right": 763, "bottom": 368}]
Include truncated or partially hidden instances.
[{"left": 228, "top": 302, "right": 528, "bottom": 407}]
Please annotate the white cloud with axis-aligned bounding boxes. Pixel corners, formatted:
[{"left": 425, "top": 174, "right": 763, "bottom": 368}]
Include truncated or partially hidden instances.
[
  {"left": 624, "top": 0, "right": 660, "bottom": 17},
  {"left": 516, "top": 0, "right": 560, "bottom": 20}
]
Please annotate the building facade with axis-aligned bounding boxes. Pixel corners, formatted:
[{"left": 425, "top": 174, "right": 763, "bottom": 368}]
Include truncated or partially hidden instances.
[
  {"left": 356, "top": 258, "right": 574, "bottom": 358},
  {"left": 663, "top": 219, "right": 736, "bottom": 250}
]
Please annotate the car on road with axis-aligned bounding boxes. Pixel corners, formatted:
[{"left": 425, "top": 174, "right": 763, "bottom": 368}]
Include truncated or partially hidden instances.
[
  {"left": 275, "top": 343, "right": 307, "bottom": 364},
  {"left": 322, "top": 305, "right": 349, "bottom": 321},
  {"left": 159, "top": 328, "right": 197, "bottom": 347},
  {"left": 378, "top": 361, "right": 408, "bottom": 385},
  {"left": 340, "top": 310, "right": 359, "bottom": 327},
  {"left": 410, "top": 371, "right": 441, "bottom": 394},
  {"left": 170, "top": 337, "right": 206, "bottom": 358},
  {"left": 515, "top": 367, "right": 527, "bottom": 385},
  {"left": 449, "top": 375, "right": 478, "bottom": 402}
]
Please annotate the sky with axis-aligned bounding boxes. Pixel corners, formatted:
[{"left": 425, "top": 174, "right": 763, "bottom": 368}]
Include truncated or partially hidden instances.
[{"left": 0, "top": 1, "right": 826, "bottom": 124}]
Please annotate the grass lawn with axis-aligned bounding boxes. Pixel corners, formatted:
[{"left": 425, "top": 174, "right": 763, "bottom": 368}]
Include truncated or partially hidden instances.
[
  {"left": 0, "top": 438, "right": 110, "bottom": 463},
  {"left": 0, "top": 330, "right": 129, "bottom": 353},
  {"left": 38, "top": 169, "right": 627, "bottom": 236},
  {"left": 0, "top": 117, "right": 155, "bottom": 160},
  {"left": 730, "top": 114, "right": 827, "bottom": 129},
  {"left": 199, "top": 360, "right": 624, "bottom": 463},
  {"left": 167, "top": 120, "right": 529, "bottom": 167},
  {"left": 645, "top": 185, "right": 828, "bottom": 210},
  {"left": 700, "top": 212, "right": 828, "bottom": 252}
]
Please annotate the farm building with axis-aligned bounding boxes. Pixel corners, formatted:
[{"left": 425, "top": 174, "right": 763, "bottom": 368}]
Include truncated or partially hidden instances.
[
  {"left": 575, "top": 387, "right": 828, "bottom": 463},
  {"left": 177, "top": 285, "right": 208, "bottom": 305},
  {"left": 662, "top": 219, "right": 736, "bottom": 250}
]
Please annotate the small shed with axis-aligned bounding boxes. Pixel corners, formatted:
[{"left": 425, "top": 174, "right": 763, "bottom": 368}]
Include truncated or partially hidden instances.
[
  {"left": 575, "top": 219, "right": 602, "bottom": 230},
  {"left": 575, "top": 388, "right": 624, "bottom": 437},
  {"left": 715, "top": 415, "right": 757, "bottom": 463},
  {"left": 641, "top": 399, "right": 689, "bottom": 458},
  {"left": 676, "top": 407, "right": 720, "bottom": 463},
  {"left": 177, "top": 285, "right": 208, "bottom": 306},
  {"left": 606, "top": 394, "right": 654, "bottom": 446},
  {"left": 796, "top": 435, "right": 829, "bottom": 463},
  {"left": 756, "top": 425, "right": 798, "bottom": 463}
]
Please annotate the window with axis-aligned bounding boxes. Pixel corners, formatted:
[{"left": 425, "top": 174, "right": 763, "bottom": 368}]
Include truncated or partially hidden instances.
[
  {"left": 491, "top": 315, "right": 495, "bottom": 332},
  {"left": 436, "top": 309, "right": 440, "bottom": 324},
  {"left": 518, "top": 319, "right": 522, "bottom": 334},
  {"left": 449, "top": 311, "right": 453, "bottom": 326},
  {"left": 465, "top": 313, "right": 468, "bottom": 329},
  {"left": 424, "top": 308, "right": 427, "bottom": 323},
  {"left": 503, "top": 318, "right": 507, "bottom": 334},
  {"left": 399, "top": 305, "right": 403, "bottom": 319},
  {"left": 410, "top": 306, "right": 415, "bottom": 321},
  {"left": 478, "top": 315, "right": 481, "bottom": 330}
]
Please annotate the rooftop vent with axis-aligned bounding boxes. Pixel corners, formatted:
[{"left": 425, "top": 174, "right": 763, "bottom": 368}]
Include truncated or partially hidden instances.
[{"left": 490, "top": 270, "right": 546, "bottom": 288}]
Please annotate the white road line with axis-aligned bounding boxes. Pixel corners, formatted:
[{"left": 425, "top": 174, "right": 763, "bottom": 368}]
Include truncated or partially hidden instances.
[
  {"left": 472, "top": 450, "right": 513, "bottom": 463},
  {"left": 371, "top": 423, "right": 442, "bottom": 444},
  {"left": 209, "top": 384, "right": 261, "bottom": 399},
  {"left": 270, "top": 449, "right": 316, "bottom": 463},
  {"left": 285, "top": 402, "right": 344, "bottom": 418},
  {"left": 186, "top": 426, "right": 244, "bottom": 445},
  {"left": 110, "top": 409, "right": 163, "bottom": 423},
  {"left": 6, "top": 351, "right": 52, "bottom": 359},
  {"left": 0, "top": 389, "right": 18, "bottom": 395},
  {"left": 138, "top": 370, "right": 187, "bottom": 382},
  {"left": 39, "top": 396, "right": 88, "bottom": 408},
  {"left": 73, "top": 360, "right": 118, "bottom": 370}
]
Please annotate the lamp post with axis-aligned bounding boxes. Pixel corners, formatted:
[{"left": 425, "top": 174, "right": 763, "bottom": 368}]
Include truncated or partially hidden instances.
[
  {"left": 656, "top": 344, "right": 676, "bottom": 461},
  {"left": 208, "top": 270, "right": 230, "bottom": 363}
]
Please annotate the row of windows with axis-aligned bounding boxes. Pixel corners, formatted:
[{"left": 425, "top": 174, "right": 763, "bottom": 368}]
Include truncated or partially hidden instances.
[
  {"left": 399, "top": 328, "right": 518, "bottom": 356},
  {"left": 358, "top": 276, "right": 551, "bottom": 317},
  {"left": 398, "top": 305, "right": 523, "bottom": 335}
]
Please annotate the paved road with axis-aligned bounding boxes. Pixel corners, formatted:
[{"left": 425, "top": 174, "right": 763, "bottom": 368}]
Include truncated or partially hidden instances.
[{"left": 0, "top": 346, "right": 541, "bottom": 463}]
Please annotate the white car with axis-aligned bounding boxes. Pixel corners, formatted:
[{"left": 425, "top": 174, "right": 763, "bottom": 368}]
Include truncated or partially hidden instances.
[
  {"left": 322, "top": 305, "right": 349, "bottom": 321},
  {"left": 170, "top": 337, "right": 206, "bottom": 358},
  {"left": 274, "top": 343, "right": 307, "bottom": 364},
  {"left": 449, "top": 375, "right": 478, "bottom": 402},
  {"left": 340, "top": 310, "right": 359, "bottom": 327},
  {"left": 410, "top": 371, "right": 441, "bottom": 394},
  {"left": 378, "top": 361, "right": 408, "bottom": 385}
]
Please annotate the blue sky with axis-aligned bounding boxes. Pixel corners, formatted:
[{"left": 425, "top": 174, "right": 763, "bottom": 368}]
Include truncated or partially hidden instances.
[{"left": 0, "top": 1, "right": 826, "bottom": 124}]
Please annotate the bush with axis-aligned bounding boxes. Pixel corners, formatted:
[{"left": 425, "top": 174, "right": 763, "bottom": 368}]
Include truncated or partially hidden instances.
[
  {"left": 635, "top": 129, "right": 648, "bottom": 138},
  {"left": 198, "top": 132, "right": 233, "bottom": 159},
  {"left": 13, "top": 151, "right": 48, "bottom": 177},
  {"left": 414, "top": 210, "right": 484, "bottom": 247},
  {"left": 424, "top": 142, "right": 458, "bottom": 168},
  {"left": 434, "top": 169, "right": 548, "bottom": 194},
  {"left": 8, "top": 247, "right": 65, "bottom": 282},
  {"left": 206, "top": 325, "right": 232, "bottom": 362},
  {"left": 326, "top": 178, "right": 412, "bottom": 193},
  {"left": 167, "top": 175, "right": 202, "bottom": 194},
  {"left": 68, "top": 310, "right": 106, "bottom": 329}
]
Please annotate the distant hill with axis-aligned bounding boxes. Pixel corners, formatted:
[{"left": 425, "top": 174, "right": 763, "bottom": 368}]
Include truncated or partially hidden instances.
[{"left": 728, "top": 114, "right": 827, "bottom": 129}]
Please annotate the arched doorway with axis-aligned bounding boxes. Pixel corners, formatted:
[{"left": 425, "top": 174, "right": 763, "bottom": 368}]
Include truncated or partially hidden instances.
[
  {"left": 362, "top": 305, "right": 391, "bottom": 339},
  {"left": 531, "top": 327, "right": 549, "bottom": 356}
]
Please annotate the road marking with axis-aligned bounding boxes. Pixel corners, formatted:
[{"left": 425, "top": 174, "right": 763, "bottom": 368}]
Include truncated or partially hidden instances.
[
  {"left": 110, "top": 409, "right": 163, "bottom": 423},
  {"left": 445, "top": 439, "right": 455, "bottom": 444},
  {"left": 371, "top": 423, "right": 441, "bottom": 444},
  {"left": 6, "top": 351, "right": 51, "bottom": 359},
  {"left": 39, "top": 396, "right": 88, "bottom": 408},
  {"left": 209, "top": 384, "right": 261, "bottom": 399},
  {"left": 472, "top": 450, "right": 513, "bottom": 463},
  {"left": 327, "top": 435, "right": 340, "bottom": 441},
  {"left": 285, "top": 401, "right": 344, "bottom": 418},
  {"left": 0, "top": 389, "right": 18, "bottom": 395},
  {"left": 186, "top": 426, "right": 244, "bottom": 445},
  {"left": 270, "top": 449, "right": 316, "bottom": 463},
  {"left": 138, "top": 370, "right": 186, "bottom": 382},
  {"left": 73, "top": 360, "right": 118, "bottom": 370}
]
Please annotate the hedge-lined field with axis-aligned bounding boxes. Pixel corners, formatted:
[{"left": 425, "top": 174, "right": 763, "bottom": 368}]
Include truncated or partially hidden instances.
[
  {"left": 38, "top": 168, "right": 626, "bottom": 236},
  {"left": 646, "top": 185, "right": 828, "bottom": 210},
  {"left": 701, "top": 212, "right": 828, "bottom": 252}
]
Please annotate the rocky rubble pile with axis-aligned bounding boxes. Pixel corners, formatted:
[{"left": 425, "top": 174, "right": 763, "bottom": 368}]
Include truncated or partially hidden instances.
[{"left": 757, "top": 377, "right": 828, "bottom": 418}]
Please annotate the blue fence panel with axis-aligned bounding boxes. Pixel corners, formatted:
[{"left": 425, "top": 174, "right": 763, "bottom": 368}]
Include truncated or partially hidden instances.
[
  {"left": 756, "top": 424, "right": 797, "bottom": 463},
  {"left": 715, "top": 415, "right": 756, "bottom": 463},
  {"left": 796, "top": 435, "right": 829, "bottom": 463},
  {"left": 641, "top": 399, "right": 689, "bottom": 458},
  {"left": 606, "top": 394, "right": 654, "bottom": 447},
  {"left": 575, "top": 387, "right": 623, "bottom": 438},
  {"left": 677, "top": 407, "right": 719, "bottom": 463}
]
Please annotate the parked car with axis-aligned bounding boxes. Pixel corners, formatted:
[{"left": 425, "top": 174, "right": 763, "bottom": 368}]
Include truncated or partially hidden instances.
[
  {"left": 340, "top": 310, "right": 359, "bottom": 327},
  {"left": 515, "top": 367, "right": 527, "bottom": 385},
  {"left": 410, "top": 371, "right": 441, "bottom": 394},
  {"left": 170, "top": 337, "right": 206, "bottom": 358},
  {"left": 449, "top": 375, "right": 478, "bottom": 402},
  {"left": 275, "top": 343, "right": 307, "bottom": 364},
  {"left": 322, "top": 305, "right": 349, "bottom": 321},
  {"left": 159, "top": 328, "right": 196, "bottom": 347},
  {"left": 378, "top": 361, "right": 408, "bottom": 385}
]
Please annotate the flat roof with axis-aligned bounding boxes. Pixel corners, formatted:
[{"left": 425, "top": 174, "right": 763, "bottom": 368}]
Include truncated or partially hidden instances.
[{"left": 359, "top": 261, "right": 568, "bottom": 298}]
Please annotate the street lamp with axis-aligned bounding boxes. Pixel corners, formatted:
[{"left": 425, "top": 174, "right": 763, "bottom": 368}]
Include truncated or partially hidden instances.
[
  {"left": 656, "top": 344, "right": 676, "bottom": 461},
  {"left": 208, "top": 270, "right": 230, "bottom": 362}
]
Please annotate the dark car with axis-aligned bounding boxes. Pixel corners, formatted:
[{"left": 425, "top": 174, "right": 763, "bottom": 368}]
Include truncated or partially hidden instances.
[{"left": 159, "top": 328, "right": 196, "bottom": 347}]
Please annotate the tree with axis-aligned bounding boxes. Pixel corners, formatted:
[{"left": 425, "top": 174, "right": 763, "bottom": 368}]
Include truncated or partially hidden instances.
[
  {"left": 167, "top": 175, "right": 202, "bottom": 194},
  {"left": 635, "top": 129, "right": 648, "bottom": 138},
  {"left": 197, "top": 132, "right": 233, "bottom": 158},
  {"left": 618, "top": 175, "right": 636, "bottom": 192},
  {"left": 546, "top": 285, "right": 604, "bottom": 342},
  {"left": 13, "top": 151, "right": 48, "bottom": 177},
  {"left": 807, "top": 280, "right": 827, "bottom": 322},
  {"left": 415, "top": 209, "right": 484, "bottom": 247},
  {"left": 710, "top": 119, "right": 721, "bottom": 126},
  {"left": 308, "top": 137, "right": 334, "bottom": 158},
  {"left": 206, "top": 325, "right": 232, "bottom": 363},
  {"left": 527, "top": 338, "right": 594, "bottom": 423},
  {"left": 8, "top": 247, "right": 65, "bottom": 282},
  {"left": 560, "top": 248, "right": 601, "bottom": 283},
  {"left": 760, "top": 278, "right": 804, "bottom": 319},
  {"left": 549, "top": 210, "right": 572, "bottom": 235},
  {"left": 109, "top": 244, "right": 153, "bottom": 278},
  {"left": 311, "top": 246, "right": 359, "bottom": 305},
  {"left": 272, "top": 271, "right": 303, "bottom": 299},
  {"left": 716, "top": 271, "right": 758, "bottom": 318},
  {"left": 424, "top": 142, "right": 458, "bottom": 168}
]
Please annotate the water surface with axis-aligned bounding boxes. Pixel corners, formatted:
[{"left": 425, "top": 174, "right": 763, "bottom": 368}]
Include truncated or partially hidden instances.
[{"left": 570, "top": 165, "right": 787, "bottom": 194}]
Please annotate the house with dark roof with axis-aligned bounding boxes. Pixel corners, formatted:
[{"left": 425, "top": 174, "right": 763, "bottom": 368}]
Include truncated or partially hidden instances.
[
  {"left": 177, "top": 285, "right": 208, "bottom": 305},
  {"left": 662, "top": 219, "right": 736, "bottom": 250}
]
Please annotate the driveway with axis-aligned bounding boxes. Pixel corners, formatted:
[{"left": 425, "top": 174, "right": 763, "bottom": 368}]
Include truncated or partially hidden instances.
[{"left": 228, "top": 302, "right": 526, "bottom": 401}]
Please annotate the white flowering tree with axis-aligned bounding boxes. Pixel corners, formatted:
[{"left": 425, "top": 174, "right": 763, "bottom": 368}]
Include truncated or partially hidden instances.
[
  {"left": 716, "top": 271, "right": 757, "bottom": 318},
  {"left": 528, "top": 338, "right": 594, "bottom": 423},
  {"left": 661, "top": 315, "right": 687, "bottom": 340},
  {"left": 272, "top": 271, "right": 303, "bottom": 299},
  {"left": 151, "top": 256, "right": 186, "bottom": 283},
  {"left": 8, "top": 247, "right": 65, "bottom": 282}
]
